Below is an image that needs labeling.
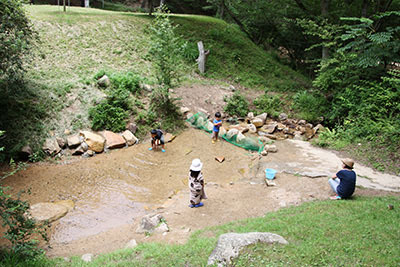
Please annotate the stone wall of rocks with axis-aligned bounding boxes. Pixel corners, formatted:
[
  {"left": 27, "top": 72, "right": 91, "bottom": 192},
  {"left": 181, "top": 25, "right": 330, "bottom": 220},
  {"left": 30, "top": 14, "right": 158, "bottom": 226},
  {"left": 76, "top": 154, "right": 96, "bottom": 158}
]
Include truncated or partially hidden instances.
[{"left": 40, "top": 123, "right": 139, "bottom": 158}]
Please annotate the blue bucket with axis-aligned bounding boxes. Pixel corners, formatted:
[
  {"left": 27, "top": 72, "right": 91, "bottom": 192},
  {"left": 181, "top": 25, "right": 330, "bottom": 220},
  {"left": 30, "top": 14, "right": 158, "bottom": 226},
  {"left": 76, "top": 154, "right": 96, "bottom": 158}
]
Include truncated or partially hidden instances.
[{"left": 265, "top": 168, "right": 277, "bottom": 180}]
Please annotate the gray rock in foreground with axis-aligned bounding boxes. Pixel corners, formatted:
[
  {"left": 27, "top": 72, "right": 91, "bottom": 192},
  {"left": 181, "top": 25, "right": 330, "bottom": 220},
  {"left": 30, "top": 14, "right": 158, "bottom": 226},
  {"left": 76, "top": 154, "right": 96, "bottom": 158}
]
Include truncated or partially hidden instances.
[{"left": 207, "top": 232, "right": 288, "bottom": 266}]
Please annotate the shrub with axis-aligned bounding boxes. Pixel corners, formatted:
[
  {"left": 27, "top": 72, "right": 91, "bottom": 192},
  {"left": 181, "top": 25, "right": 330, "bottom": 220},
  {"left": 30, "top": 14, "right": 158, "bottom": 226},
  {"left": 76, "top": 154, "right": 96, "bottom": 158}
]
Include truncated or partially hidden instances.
[
  {"left": 253, "top": 93, "right": 283, "bottom": 118},
  {"left": 292, "top": 90, "right": 328, "bottom": 122},
  {"left": 110, "top": 72, "right": 142, "bottom": 95},
  {"left": 224, "top": 92, "right": 249, "bottom": 117},
  {"left": 89, "top": 102, "right": 128, "bottom": 132}
]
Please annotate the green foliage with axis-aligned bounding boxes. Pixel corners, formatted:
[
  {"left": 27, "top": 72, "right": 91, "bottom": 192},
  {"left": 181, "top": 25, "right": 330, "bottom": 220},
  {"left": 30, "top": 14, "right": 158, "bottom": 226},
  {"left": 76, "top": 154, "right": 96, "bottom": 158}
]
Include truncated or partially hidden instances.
[
  {"left": 223, "top": 92, "right": 249, "bottom": 117},
  {"left": 148, "top": 6, "right": 185, "bottom": 87},
  {"left": 109, "top": 72, "right": 142, "bottom": 95},
  {"left": 339, "top": 12, "right": 400, "bottom": 68},
  {"left": 0, "top": 187, "right": 48, "bottom": 259},
  {"left": 292, "top": 90, "right": 328, "bottom": 122},
  {"left": 253, "top": 93, "right": 283, "bottom": 118},
  {"left": 149, "top": 87, "right": 184, "bottom": 132},
  {"left": 0, "top": 0, "right": 36, "bottom": 81},
  {"left": 89, "top": 102, "right": 129, "bottom": 132}
]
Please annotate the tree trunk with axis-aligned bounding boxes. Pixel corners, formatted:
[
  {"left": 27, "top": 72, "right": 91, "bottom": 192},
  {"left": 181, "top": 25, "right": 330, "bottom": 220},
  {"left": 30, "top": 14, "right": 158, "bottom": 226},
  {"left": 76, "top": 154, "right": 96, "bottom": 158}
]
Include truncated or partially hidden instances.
[
  {"left": 197, "top": 41, "right": 210, "bottom": 74},
  {"left": 63, "top": 0, "right": 66, "bottom": 12},
  {"left": 160, "top": 0, "right": 165, "bottom": 6},
  {"left": 148, "top": 0, "right": 154, "bottom": 15},
  {"left": 361, "top": 0, "right": 369, "bottom": 17},
  {"left": 321, "top": 0, "right": 330, "bottom": 60},
  {"left": 221, "top": 0, "right": 253, "bottom": 42}
]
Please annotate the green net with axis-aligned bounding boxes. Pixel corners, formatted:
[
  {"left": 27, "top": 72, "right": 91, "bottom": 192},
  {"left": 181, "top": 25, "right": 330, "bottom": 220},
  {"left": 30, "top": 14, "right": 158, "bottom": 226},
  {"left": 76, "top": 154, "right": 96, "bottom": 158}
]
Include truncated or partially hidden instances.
[{"left": 187, "top": 112, "right": 264, "bottom": 153}]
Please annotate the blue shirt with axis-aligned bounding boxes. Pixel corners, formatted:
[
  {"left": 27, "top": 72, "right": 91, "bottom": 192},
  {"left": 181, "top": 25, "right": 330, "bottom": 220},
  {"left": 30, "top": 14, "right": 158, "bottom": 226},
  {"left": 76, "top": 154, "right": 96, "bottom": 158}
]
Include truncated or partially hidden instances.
[
  {"left": 336, "top": 169, "right": 356, "bottom": 198},
  {"left": 213, "top": 119, "right": 222, "bottom": 132}
]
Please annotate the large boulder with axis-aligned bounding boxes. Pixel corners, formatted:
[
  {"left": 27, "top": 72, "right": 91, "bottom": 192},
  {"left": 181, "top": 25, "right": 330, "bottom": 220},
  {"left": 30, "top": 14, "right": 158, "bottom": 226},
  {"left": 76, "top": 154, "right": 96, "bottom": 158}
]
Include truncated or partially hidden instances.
[
  {"left": 80, "top": 131, "right": 105, "bottom": 153},
  {"left": 136, "top": 214, "right": 164, "bottom": 234},
  {"left": 43, "top": 138, "right": 61, "bottom": 156},
  {"left": 67, "top": 135, "right": 81, "bottom": 148},
  {"left": 103, "top": 131, "right": 126, "bottom": 149},
  {"left": 207, "top": 232, "right": 288, "bottom": 266},
  {"left": 122, "top": 130, "right": 138, "bottom": 146},
  {"left": 29, "top": 202, "right": 68, "bottom": 223}
]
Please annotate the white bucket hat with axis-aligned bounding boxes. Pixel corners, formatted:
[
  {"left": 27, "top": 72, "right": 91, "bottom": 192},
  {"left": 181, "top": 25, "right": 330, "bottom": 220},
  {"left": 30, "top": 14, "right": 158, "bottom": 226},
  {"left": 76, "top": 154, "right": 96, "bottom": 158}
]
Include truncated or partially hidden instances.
[{"left": 190, "top": 158, "right": 203, "bottom": 171}]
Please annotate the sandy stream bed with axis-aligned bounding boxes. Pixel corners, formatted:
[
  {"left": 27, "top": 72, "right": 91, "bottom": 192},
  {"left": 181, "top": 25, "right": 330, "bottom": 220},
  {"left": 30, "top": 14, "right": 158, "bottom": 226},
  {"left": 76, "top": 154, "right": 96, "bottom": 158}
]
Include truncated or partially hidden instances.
[{"left": 1, "top": 127, "right": 399, "bottom": 258}]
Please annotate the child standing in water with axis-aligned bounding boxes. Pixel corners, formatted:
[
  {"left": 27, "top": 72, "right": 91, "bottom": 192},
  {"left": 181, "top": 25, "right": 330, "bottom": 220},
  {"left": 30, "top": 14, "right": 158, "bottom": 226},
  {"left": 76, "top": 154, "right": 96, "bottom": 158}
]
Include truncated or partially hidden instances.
[
  {"left": 188, "top": 158, "right": 207, "bottom": 208},
  {"left": 212, "top": 112, "right": 222, "bottom": 144}
]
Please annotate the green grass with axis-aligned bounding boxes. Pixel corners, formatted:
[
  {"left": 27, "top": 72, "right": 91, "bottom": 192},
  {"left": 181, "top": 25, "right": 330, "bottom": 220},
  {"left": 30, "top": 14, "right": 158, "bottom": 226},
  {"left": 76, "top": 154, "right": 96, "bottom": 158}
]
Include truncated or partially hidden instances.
[
  {"left": 2, "top": 196, "right": 398, "bottom": 266},
  {"left": 0, "top": 5, "right": 310, "bottom": 159}
]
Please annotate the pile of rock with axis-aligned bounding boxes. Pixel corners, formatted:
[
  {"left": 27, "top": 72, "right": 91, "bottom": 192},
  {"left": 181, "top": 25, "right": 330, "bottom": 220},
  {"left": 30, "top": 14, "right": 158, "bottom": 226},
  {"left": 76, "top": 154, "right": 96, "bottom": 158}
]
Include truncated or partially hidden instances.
[
  {"left": 227, "top": 112, "right": 324, "bottom": 143},
  {"left": 41, "top": 123, "right": 139, "bottom": 158}
]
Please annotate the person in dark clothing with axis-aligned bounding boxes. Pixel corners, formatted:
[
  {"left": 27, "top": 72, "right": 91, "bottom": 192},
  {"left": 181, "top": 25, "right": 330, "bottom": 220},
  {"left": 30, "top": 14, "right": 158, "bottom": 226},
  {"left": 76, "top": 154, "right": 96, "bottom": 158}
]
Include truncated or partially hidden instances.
[
  {"left": 328, "top": 158, "right": 356, "bottom": 199},
  {"left": 148, "top": 129, "right": 166, "bottom": 152}
]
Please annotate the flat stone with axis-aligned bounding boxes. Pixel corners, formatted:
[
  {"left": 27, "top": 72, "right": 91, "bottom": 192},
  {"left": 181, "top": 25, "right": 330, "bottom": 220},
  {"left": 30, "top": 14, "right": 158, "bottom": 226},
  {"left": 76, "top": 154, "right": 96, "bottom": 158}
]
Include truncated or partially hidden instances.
[
  {"left": 29, "top": 202, "right": 68, "bottom": 223},
  {"left": 54, "top": 200, "right": 75, "bottom": 212},
  {"left": 264, "top": 144, "right": 278, "bottom": 153},
  {"left": 67, "top": 135, "right": 81, "bottom": 148},
  {"left": 154, "top": 222, "right": 169, "bottom": 234},
  {"left": 80, "top": 131, "right": 105, "bottom": 153},
  {"left": 102, "top": 131, "right": 126, "bottom": 149},
  {"left": 81, "top": 253, "right": 93, "bottom": 262},
  {"left": 122, "top": 130, "right": 138, "bottom": 146},
  {"left": 125, "top": 239, "right": 138, "bottom": 249},
  {"left": 261, "top": 123, "right": 277, "bottom": 134},
  {"left": 207, "top": 232, "right": 288, "bottom": 266},
  {"left": 136, "top": 214, "right": 164, "bottom": 233}
]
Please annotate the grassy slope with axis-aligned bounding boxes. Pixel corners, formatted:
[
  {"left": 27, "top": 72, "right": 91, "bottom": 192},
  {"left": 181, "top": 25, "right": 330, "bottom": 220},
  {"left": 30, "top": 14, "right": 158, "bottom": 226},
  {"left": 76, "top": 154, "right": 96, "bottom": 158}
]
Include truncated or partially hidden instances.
[
  {"left": 1, "top": 196, "right": 398, "bottom": 266},
  {"left": 10, "top": 5, "right": 308, "bottom": 153}
]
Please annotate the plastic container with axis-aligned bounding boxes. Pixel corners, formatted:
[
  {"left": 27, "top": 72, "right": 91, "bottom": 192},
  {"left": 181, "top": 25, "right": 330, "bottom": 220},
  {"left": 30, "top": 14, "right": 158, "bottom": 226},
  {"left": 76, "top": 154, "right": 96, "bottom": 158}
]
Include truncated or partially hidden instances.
[{"left": 265, "top": 168, "right": 277, "bottom": 180}]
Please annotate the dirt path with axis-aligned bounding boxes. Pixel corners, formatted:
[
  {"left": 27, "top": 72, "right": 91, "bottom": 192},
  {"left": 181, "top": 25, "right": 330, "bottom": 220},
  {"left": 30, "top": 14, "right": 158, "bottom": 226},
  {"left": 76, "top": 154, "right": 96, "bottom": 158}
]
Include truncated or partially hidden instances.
[{"left": 1, "top": 127, "right": 399, "bottom": 258}]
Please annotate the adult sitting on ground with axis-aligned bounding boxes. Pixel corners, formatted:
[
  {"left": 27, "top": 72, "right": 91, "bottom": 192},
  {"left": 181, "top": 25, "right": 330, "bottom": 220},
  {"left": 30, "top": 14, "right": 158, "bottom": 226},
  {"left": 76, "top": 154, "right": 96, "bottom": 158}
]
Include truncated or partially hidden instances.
[
  {"left": 328, "top": 158, "right": 356, "bottom": 200},
  {"left": 148, "top": 129, "right": 166, "bottom": 152}
]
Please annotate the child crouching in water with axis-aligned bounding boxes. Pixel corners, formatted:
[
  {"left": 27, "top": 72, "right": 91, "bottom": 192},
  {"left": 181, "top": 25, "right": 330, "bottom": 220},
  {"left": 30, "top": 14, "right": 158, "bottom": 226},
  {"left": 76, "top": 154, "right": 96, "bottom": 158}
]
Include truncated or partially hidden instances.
[{"left": 188, "top": 158, "right": 207, "bottom": 208}]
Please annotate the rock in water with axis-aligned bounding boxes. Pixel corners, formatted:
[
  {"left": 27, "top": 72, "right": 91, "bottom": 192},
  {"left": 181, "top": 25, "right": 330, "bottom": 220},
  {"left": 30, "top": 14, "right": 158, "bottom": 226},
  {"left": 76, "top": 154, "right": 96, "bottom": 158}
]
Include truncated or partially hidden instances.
[
  {"left": 207, "top": 232, "right": 288, "bottom": 266},
  {"left": 80, "top": 131, "right": 105, "bottom": 153},
  {"left": 29, "top": 202, "right": 68, "bottom": 223}
]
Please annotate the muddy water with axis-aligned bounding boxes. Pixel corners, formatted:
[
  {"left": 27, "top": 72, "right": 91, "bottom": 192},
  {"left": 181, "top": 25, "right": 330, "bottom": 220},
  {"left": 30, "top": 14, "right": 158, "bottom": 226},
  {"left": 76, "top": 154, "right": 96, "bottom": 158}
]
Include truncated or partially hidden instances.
[{"left": 1, "top": 128, "right": 253, "bottom": 253}]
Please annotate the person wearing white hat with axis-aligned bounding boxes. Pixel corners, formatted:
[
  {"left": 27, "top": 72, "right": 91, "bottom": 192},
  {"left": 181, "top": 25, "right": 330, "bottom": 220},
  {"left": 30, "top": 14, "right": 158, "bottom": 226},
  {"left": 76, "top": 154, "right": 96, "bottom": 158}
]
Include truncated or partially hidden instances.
[
  {"left": 188, "top": 158, "right": 207, "bottom": 208},
  {"left": 329, "top": 158, "right": 357, "bottom": 200}
]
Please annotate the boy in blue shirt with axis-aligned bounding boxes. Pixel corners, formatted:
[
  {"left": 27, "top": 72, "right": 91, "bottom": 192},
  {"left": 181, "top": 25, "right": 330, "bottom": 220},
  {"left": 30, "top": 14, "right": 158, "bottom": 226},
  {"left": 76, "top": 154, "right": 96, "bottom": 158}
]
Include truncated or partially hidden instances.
[
  {"left": 212, "top": 112, "right": 222, "bottom": 144},
  {"left": 328, "top": 158, "right": 356, "bottom": 199}
]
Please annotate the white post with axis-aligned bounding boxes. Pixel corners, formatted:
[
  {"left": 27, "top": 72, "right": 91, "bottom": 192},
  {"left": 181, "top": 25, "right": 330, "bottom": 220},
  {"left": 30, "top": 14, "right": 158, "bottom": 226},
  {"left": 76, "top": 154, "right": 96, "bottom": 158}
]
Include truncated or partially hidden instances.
[{"left": 197, "top": 41, "right": 210, "bottom": 74}]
